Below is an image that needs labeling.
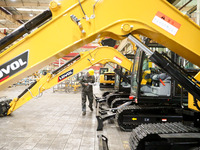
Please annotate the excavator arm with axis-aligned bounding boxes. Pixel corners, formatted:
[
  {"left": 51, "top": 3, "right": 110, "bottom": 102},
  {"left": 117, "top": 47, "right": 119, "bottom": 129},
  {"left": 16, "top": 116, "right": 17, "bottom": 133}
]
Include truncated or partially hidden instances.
[
  {"left": 1, "top": 0, "right": 200, "bottom": 91},
  {"left": 1, "top": 46, "right": 132, "bottom": 116}
]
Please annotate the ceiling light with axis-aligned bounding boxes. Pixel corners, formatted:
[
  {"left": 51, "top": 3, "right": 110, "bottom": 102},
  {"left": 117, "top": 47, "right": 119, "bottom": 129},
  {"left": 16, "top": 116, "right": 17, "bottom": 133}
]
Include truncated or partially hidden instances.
[
  {"left": 16, "top": 8, "right": 45, "bottom": 12},
  {"left": 29, "top": 14, "right": 33, "bottom": 17}
]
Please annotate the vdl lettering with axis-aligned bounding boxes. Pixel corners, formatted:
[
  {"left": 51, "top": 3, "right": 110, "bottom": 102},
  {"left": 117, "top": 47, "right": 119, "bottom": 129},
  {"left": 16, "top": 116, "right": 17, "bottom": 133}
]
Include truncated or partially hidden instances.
[{"left": 0, "top": 59, "right": 27, "bottom": 78}]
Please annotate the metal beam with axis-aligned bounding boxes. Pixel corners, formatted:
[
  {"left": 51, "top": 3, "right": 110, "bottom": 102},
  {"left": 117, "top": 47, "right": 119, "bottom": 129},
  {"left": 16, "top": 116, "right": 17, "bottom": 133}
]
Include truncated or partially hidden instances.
[
  {"left": 172, "top": 0, "right": 181, "bottom": 5},
  {"left": 0, "top": 8, "right": 21, "bottom": 26},
  {"left": 0, "top": 1, "right": 49, "bottom": 7},
  {"left": 179, "top": 0, "right": 192, "bottom": 11}
]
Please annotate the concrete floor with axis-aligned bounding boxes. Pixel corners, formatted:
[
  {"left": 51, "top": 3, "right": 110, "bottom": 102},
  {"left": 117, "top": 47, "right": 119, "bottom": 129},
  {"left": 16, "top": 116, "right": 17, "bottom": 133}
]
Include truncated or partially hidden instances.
[{"left": 0, "top": 84, "right": 131, "bottom": 150}]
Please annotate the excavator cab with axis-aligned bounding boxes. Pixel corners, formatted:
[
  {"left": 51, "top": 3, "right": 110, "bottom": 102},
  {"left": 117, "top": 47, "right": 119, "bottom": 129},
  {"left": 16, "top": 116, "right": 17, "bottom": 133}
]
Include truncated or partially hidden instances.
[
  {"left": 99, "top": 52, "right": 134, "bottom": 107},
  {"left": 131, "top": 47, "right": 190, "bottom": 104},
  {"left": 114, "top": 65, "right": 131, "bottom": 93},
  {"left": 115, "top": 44, "right": 196, "bottom": 131},
  {"left": 127, "top": 38, "right": 200, "bottom": 149}
]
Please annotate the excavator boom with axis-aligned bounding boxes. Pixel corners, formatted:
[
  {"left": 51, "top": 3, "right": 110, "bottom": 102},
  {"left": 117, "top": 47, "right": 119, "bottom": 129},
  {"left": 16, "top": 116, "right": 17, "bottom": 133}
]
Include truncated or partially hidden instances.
[
  {"left": 1, "top": 0, "right": 200, "bottom": 92},
  {"left": 1, "top": 46, "right": 132, "bottom": 115}
]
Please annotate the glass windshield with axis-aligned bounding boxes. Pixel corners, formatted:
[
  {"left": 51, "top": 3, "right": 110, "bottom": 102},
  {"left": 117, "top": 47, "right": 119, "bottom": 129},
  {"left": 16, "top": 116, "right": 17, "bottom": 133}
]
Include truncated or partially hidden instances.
[
  {"left": 140, "top": 55, "right": 171, "bottom": 97},
  {"left": 131, "top": 47, "right": 173, "bottom": 97},
  {"left": 130, "top": 49, "right": 141, "bottom": 95},
  {"left": 100, "top": 68, "right": 108, "bottom": 74},
  {"left": 131, "top": 45, "right": 199, "bottom": 98},
  {"left": 174, "top": 56, "right": 199, "bottom": 97},
  {"left": 114, "top": 73, "right": 120, "bottom": 89},
  {"left": 140, "top": 49, "right": 172, "bottom": 97}
]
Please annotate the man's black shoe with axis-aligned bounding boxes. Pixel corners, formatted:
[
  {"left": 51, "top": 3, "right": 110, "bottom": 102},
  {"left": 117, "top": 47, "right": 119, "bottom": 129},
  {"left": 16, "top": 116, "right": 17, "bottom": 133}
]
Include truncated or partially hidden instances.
[
  {"left": 82, "top": 111, "right": 86, "bottom": 116},
  {"left": 89, "top": 106, "right": 93, "bottom": 111}
]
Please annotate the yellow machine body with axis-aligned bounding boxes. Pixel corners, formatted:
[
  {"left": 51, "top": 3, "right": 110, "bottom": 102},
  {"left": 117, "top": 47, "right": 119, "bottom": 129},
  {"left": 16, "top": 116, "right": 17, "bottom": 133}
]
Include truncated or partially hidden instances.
[
  {"left": 141, "top": 70, "right": 151, "bottom": 85},
  {"left": 99, "top": 71, "right": 115, "bottom": 87},
  {"left": 188, "top": 72, "right": 200, "bottom": 111},
  {"left": 1, "top": 0, "right": 200, "bottom": 91}
]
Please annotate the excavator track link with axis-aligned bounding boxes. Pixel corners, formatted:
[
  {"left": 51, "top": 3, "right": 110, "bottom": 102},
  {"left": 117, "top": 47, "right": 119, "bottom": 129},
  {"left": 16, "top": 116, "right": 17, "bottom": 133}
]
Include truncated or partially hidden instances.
[
  {"left": 116, "top": 105, "right": 183, "bottom": 131},
  {"left": 116, "top": 105, "right": 141, "bottom": 131},
  {"left": 129, "top": 122, "right": 200, "bottom": 150}
]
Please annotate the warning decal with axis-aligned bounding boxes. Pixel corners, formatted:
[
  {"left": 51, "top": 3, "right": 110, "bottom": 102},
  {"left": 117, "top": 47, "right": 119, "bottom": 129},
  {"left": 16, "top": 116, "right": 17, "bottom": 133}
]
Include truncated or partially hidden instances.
[
  {"left": 113, "top": 56, "right": 122, "bottom": 64},
  {"left": 152, "top": 11, "right": 181, "bottom": 36}
]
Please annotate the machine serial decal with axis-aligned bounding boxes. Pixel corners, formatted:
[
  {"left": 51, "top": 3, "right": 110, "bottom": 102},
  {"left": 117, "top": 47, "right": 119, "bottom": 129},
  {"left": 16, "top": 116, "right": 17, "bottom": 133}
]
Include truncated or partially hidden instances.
[
  {"left": 113, "top": 56, "right": 122, "bottom": 64},
  {"left": 152, "top": 11, "right": 181, "bottom": 35},
  {"left": 0, "top": 50, "right": 29, "bottom": 82},
  {"left": 58, "top": 69, "right": 74, "bottom": 82}
]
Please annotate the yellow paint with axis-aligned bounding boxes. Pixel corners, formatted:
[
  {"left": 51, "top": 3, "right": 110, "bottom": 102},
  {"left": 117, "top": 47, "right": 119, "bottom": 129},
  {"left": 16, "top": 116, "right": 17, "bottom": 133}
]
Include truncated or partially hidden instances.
[
  {"left": 121, "top": 24, "right": 133, "bottom": 32},
  {"left": 132, "top": 118, "right": 137, "bottom": 121},
  {"left": 49, "top": 1, "right": 60, "bottom": 11},
  {"left": 188, "top": 72, "right": 200, "bottom": 111},
  {"left": 99, "top": 72, "right": 115, "bottom": 86}
]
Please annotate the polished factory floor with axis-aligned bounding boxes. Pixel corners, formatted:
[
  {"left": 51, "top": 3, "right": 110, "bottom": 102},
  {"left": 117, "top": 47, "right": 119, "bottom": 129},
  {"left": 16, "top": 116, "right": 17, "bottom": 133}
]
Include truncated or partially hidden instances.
[{"left": 0, "top": 84, "right": 131, "bottom": 150}]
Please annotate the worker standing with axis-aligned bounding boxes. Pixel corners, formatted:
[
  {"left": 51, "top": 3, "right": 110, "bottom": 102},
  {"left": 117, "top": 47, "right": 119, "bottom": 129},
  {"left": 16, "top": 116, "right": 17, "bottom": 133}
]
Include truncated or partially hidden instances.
[{"left": 80, "top": 69, "right": 95, "bottom": 116}]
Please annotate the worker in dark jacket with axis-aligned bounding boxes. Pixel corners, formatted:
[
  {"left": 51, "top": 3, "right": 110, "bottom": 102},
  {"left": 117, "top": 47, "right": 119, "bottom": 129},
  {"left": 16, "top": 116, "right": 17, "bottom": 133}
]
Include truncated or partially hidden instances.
[{"left": 80, "top": 69, "right": 95, "bottom": 116}]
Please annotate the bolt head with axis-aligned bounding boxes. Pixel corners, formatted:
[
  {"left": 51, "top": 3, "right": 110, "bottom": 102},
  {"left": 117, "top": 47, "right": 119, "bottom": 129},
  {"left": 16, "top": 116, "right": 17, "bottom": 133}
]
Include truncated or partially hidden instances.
[
  {"left": 49, "top": 1, "right": 60, "bottom": 11},
  {"left": 121, "top": 24, "right": 133, "bottom": 32}
]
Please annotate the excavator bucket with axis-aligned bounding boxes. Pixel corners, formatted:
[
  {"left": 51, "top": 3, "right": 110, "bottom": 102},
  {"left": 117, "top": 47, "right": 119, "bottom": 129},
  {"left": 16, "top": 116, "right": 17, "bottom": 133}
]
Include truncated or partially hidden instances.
[
  {"left": 98, "top": 135, "right": 109, "bottom": 150},
  {"left": 0, "top": 98, "right": 11, "bottom": 116}
]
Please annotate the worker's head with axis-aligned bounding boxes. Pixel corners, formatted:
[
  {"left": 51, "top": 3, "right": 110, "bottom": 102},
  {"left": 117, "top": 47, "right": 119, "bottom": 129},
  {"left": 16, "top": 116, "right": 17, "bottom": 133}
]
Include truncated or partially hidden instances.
[{"left": 88, "top": 69, "right": 94, "bottom": 76}]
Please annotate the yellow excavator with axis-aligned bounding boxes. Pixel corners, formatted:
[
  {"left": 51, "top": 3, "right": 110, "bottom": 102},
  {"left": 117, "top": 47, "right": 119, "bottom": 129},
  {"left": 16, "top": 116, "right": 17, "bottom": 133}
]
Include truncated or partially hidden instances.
[
  {"left": 98, "top": 38, "right": 118, "bottom": 88},
  {"left": 99, "top": 68, "right": 115, "bottom": 88},
  {"left": 0, "top": 0, "right": 200, "bottom": 149}
]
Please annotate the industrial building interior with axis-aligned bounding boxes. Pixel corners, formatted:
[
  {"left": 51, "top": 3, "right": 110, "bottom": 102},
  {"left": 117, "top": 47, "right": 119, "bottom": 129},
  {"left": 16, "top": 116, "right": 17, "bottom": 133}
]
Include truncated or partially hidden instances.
[{"left": 0, "top": 0, "right": 200, "bottom": 150}]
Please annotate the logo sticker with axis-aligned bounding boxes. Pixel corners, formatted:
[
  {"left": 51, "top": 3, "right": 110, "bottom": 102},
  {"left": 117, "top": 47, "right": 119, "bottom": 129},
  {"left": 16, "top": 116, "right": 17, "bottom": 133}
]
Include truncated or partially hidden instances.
[
  {"left": 0, "top": 50, "right": 29, "bottom": 82},
  {"left": 58, "top": 69, "right": 74, "bottom": 82},
  {"left": 152, "top": 11, "right": 181, "bottom": 35}
]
